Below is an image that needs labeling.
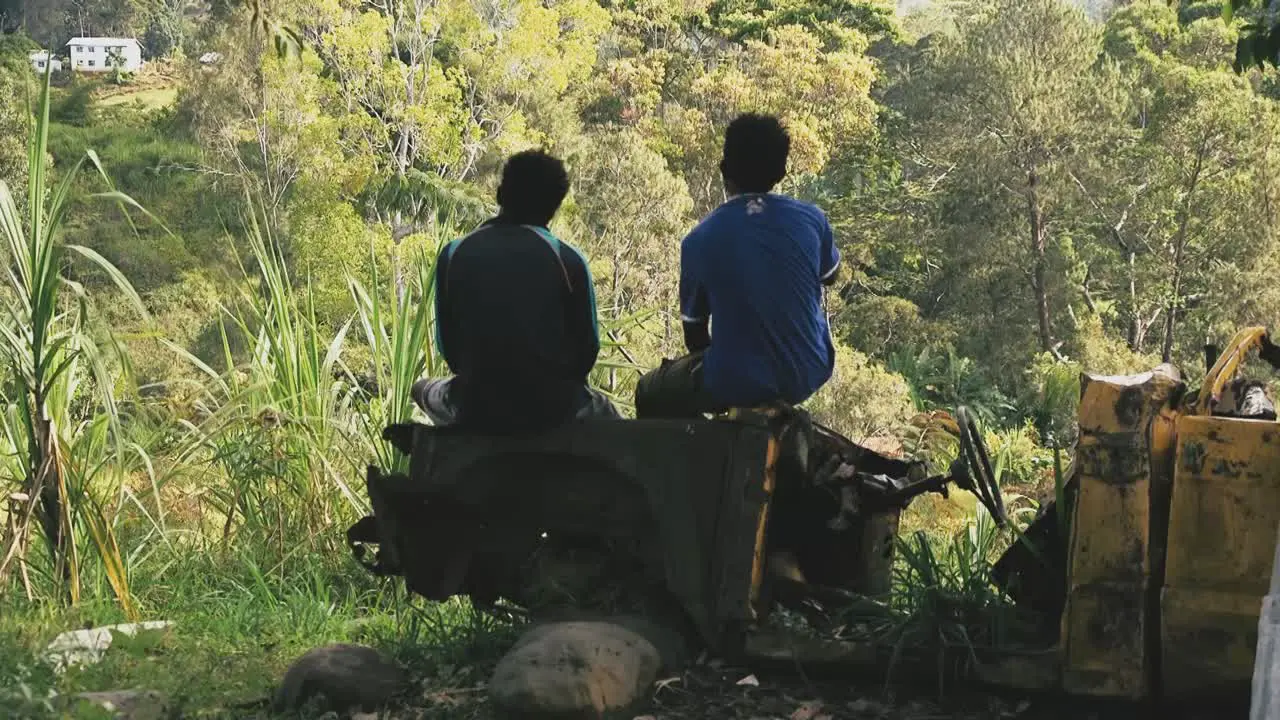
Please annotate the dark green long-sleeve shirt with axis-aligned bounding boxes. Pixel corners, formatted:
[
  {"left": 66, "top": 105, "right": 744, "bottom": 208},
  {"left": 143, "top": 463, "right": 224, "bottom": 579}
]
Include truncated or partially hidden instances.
[{"left": 433, "top": 217, "right": 600, "bottom": 431}]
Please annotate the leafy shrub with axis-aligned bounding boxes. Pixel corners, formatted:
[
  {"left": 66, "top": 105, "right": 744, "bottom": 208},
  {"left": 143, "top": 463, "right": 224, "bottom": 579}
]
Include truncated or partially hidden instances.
[
  {"left": 805, "top": 342, "right": 916, "bottom": 443},
  {"left": 1023, "top": 352, "right": 1082, "bottom": 448},
  {"left": 839, "top": 294, "right": 955, "bottom": 360},
  {"left": 50, "top": 80, "right": 97, "bottom": 127},
  {"left": 885, "top": 503, "right": 1031, "bottom": 692},
  {"left": 887, "top": 344, "right": 1015, "bottom": 425},
  {"left": 985, "top": 420, "right": 1053, "bottom": 488},
  {"left": 1067, "top": 314, "right": 1162, "bottom": 377}
]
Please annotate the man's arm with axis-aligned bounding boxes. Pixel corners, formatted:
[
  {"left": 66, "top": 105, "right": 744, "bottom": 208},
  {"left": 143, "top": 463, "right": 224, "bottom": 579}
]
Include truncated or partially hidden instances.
[
  {"left": 562, "top": 245, "right": 601, "bottom": 378},
  {"left": 819, "top": 214, "right": 841, "bottom": 287},
  {"left": 433, "top": 240, "right": 462, "bottom": 371},
  {"left": 680, "top": 236, "right": 711, "bottom": 353}
]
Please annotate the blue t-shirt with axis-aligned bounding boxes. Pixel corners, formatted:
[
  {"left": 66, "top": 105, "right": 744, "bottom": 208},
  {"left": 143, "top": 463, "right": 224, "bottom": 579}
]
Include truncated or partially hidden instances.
[{"left": 680, "top": 193, "right": 840, "bottom": 408}]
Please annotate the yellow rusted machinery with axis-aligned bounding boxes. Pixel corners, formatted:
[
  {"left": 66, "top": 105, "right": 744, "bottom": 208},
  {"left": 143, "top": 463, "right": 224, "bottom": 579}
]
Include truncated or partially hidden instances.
[{"left": 1000, "top": 326, "right": 1280, "bottom": 705}]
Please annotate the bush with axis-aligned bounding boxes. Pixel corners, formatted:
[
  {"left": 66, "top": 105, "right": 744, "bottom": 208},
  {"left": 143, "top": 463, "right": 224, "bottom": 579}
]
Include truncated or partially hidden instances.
[
  {"left": 887, "top": 344, "right": 1015, "bottom": 425},
  {"left": 50, "top": 80, "right": 97, "bottom": 126},
  {"left": 805, "top": 342, "right": 917, "bottom": 443},
  {"left": 838, "top": 294, "right": 955, "bottom": 359},
  {"left": 1022, "top": 352, "right": 1082, "bottom": 448},
  {"left": 985, "top": 419, "right": 1053, "bottom": 487},
  {"left": 1067, "top": 314, "right": 1162, "bottom": 377}
]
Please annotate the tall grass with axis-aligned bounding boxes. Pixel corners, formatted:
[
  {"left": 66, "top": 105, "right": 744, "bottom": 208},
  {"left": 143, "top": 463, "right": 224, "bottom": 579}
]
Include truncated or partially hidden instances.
[
  {"left": 0, "top": 65, "right": 153, "bottom": 615},
  {"left": 349, "top": 238, "right": 446, "bottom": 475}
]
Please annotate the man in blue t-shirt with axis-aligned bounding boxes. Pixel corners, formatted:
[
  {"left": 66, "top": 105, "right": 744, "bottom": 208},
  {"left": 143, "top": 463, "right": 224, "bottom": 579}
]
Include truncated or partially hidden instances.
[{"left": 635, "top": 114, "right": 841, "bottom": 418}]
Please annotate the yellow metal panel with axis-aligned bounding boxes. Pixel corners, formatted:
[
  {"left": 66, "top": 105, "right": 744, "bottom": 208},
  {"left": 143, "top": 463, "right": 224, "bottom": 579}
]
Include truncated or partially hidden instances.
[
  {"left": 1061, "top": 368, "right": 1183, "bottom": 699},
  {"left": 1162, "top": 414, "right": 1280, "bottom": 699},
  {"left": 1161, "top": 586, "right": 1264, "bottom": 700},
  {"left": 1166, "top": 416, "right": 1280, "bottom": 592},
  {"left": 1061, "top": 583, "right": 1149, "bottom": 698}
]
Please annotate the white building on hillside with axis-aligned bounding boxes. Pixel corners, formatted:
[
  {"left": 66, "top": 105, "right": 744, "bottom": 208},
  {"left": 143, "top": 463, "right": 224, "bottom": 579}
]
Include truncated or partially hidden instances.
[
  {"left": 65, "top": 38, "right": 144, "bottom": 73},
  {"left": 29, "top": 51, "right": 63, "bottom": 74}
]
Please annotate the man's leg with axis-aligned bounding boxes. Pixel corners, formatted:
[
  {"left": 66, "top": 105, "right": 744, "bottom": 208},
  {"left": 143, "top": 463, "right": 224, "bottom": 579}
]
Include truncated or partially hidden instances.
[
  {"left": 634, "top": 351, "right": 717, "bottom": 419},
  {"left": 411, "top": 377, "right": 461, "bottom": 426}
]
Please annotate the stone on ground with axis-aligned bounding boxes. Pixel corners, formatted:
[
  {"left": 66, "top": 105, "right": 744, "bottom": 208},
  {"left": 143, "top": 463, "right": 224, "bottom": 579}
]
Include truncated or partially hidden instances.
[
  {"left": 43, "top": 621, "right": 173, "bottom": 673},
  {"left": 274, "top": 643, "right": 405, "bottom": 713},
  {"left": 72, "top": 689, "right": 168, "bottom": 720},
  {"left": 489, "top": 620, "right": 662, "bottom": 719}
]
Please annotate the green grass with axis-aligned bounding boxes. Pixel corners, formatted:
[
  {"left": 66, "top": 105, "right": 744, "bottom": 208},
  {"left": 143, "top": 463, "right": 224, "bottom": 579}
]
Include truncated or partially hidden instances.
[
  {"left": 95, "top": 87, "right": 180, "bottom": 111},
  {"left": 0, "top": 549, "right": 514, "bottom": 718}
]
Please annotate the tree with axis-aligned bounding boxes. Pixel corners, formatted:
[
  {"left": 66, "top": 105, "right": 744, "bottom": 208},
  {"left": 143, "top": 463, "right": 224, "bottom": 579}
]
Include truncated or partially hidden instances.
[
  {"left": 1077, "top": 2, "right": 1271, "bottom": 361},
  {"left": 567, "top": 126, "right": 694, "bottom": 358},
  {"left": 1216, "top": 0, "right": 1280, "bottom": 71},
  {"left": 890, "top": 0, "right": 1108, "bottom": 363},
  {"left": 143, "top": 0, "right": 190, "bottom": 58}
]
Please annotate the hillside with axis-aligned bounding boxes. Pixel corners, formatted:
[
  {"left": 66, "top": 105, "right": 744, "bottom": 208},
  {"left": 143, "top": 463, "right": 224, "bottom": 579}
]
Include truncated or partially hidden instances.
[{"left": 0, "top": 0, "right": 1278, "bottom": 716}]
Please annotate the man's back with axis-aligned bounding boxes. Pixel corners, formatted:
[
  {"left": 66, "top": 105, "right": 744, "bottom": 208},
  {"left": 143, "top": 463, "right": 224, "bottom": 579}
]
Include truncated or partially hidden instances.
[
  {"left": 435, "top": 221, "right": 598, "bottom": 430},
  {"left": 681, "top": 193, "right": 838, "bottom": 408}
]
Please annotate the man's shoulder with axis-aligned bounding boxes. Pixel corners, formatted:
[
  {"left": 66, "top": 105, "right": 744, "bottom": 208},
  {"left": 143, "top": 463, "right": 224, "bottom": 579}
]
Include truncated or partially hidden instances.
[
  {"left": 449, "top": 222, "right": 548, "bottom": 256},
  {"left": 686, "top": 200, "right": 744, "bottom": 240},
  {"left": 769, "top": 194, "right": 828, "bottom": 224}
]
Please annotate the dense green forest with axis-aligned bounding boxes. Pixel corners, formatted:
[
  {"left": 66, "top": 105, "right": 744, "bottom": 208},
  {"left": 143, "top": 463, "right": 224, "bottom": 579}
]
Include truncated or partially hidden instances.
[
  {"left": 0, "top": 0, "right": 1278, "bottom": 715},
  {"left": 5, "top": 0, "right": 1278, "bottom": 429}
]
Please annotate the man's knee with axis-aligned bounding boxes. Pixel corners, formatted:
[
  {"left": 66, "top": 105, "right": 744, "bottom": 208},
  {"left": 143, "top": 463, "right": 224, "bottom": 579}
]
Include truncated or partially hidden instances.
[{"left": 634, "top": 353, "right": 706, "bottom": 419}]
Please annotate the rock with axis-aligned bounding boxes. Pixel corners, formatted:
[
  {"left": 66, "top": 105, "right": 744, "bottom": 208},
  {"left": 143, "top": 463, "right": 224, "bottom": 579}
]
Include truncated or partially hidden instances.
[
  {"left": 274, "top": 643, "right": 405, "bottom": 713},
  {"left": 489, "top": 621, "right": 662, "bottom": 719},
  {"left": 72, "top": 690, "right": 167, "bottom": 720},
  {"left": 43, "top": 622, "right": 173, "bottom": 673},
  {"left": 526, "top": 612, "right": 692, "bottom": 674}
]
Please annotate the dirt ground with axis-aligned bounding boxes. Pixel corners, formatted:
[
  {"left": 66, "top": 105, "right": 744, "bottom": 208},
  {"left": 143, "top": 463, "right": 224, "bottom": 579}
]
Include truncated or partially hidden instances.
[{"left": 405, "top": 660, "right": 1247, "bottom": 720}]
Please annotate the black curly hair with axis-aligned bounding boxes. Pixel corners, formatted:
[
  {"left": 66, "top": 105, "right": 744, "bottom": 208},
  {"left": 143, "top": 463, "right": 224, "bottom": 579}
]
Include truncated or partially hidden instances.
[
  {"left": 720, "top": 113, "right": 790, "bottom": 194},
  {"left": 496, "top": 150, "right": 570, "bottom": 226}
]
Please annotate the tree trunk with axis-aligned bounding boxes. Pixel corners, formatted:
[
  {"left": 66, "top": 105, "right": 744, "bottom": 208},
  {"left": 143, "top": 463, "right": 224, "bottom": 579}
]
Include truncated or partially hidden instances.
[
  {"left": 1027, "top": 166, "right": 1052, "bottom": 353},
  {"left": 1126, "top": 251, "right": 1141, "bottom": 351},
  {"left": 1162, "top": 249, "right": 1183, "bottom": 363},
  {"left": 1162, "top": 140, "right": 1207, "bottom": 363},
  {"left": 392, "top": 215, "right": 415, "bottom": 304}
]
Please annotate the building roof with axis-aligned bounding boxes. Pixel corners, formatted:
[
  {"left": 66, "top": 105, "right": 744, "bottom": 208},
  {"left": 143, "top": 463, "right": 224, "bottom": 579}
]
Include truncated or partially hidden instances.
[{"left": 65, "top": 37, "right": 142, "bottom": 48}]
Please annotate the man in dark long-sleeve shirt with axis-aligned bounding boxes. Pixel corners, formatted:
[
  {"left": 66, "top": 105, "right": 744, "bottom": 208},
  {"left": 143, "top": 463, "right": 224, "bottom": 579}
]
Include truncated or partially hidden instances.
[{"left": 412, "top": 151, "right": 618, "bottom": 432}]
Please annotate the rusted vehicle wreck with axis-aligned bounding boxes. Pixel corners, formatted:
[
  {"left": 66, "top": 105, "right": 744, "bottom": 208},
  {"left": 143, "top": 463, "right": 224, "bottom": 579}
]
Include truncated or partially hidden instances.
[{"left": 347, "top": 405, "right": 1006, "bottom": 658}]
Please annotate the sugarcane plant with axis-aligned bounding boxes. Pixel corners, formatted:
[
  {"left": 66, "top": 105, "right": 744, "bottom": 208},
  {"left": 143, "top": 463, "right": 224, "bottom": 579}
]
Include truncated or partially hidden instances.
[{"left": 0, "top": 64, "right": 150, "bottom": 613}]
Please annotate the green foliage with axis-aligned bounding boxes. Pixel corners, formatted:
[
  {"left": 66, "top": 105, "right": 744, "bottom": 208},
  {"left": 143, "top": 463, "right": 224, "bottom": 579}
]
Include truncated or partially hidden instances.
[
  {"left": 888, "top": 346, "right": 1014, "bottom": 425},
  {"left": 804, "top": 342, "right": 916, "bottom": 443},
  {"left": 1217, "top": 0, "right": 1280, "bottom": 71},
  {"left": 985, "top": 421, "right": 1053, "bottom": 487},
  {"left": 0, "top": 46, "right": 33, "bottom": 195},
  {"left": 0, "top": 69, "right": 151, "bottom": 613},
  {"left": 708, "top": 0, "right": 900, "bottom": 50},
  {"left": 884, "top": 504, "right": 1027, "bottom": 692}
]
